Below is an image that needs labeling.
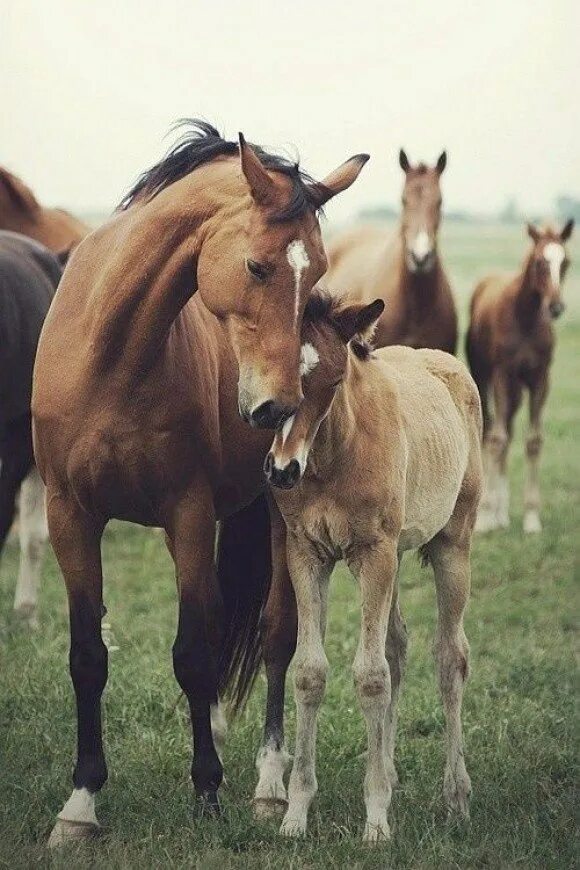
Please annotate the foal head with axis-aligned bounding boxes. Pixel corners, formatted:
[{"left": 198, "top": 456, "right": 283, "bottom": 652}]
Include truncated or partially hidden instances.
[
  {"left": 398, "top": 149, "right": 447, "bottom": 275},
  {"left": 264, "top": 291, "right": 384, "bottom": 489},
  {"left": 525, "top": 220, "right": 574, "bottom": 319}
]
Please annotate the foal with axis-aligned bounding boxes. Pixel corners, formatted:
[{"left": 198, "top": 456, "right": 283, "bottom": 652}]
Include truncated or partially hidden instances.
[
  {"left": 466, "top": 220, "right": 574, "bottom": 533},
  {"left": 326, "top": 150, "right": 457, "bottom": 352},
  {"left": 264, "top": 291, "right": 482, "bottom": 841}
]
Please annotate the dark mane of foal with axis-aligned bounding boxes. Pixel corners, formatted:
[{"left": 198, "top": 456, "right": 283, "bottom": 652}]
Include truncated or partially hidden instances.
[
  {"left": 304, "top": 289, "right": 373, "bottom": 360},
  {"left": 118, "top": 119, "right": 323, "bottom": 223}
]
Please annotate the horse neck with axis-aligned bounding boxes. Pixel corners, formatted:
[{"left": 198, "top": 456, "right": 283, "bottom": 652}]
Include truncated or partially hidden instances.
[
  {"left": 514, "top": 255, "right": 542, "bottom": 331},
  {"left": 89, "top": 166, "right": 240, "bottom": 376}
]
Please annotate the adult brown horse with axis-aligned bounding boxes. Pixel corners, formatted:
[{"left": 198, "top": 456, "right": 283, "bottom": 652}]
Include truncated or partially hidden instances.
[
  {"left": 0, "top": 166, "right": 89, "bottom": 251},
  {"left": 325, "top": 150, "right": 457, "bottom": 353},
  {"left": 466, "top": 219, "right": 574, "bottom": 533},
  {"left": 32, "top": 121, "right": 368, "bottom": 846}
]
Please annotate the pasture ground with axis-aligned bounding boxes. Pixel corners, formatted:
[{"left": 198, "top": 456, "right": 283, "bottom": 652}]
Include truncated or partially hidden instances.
[{"left": 0, "top": 223, "right": 578, "bottom": 868}]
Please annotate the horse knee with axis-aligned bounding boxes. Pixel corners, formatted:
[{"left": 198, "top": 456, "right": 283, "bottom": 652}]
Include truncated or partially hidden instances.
[
  {"left": 487, "top": 427, "right": 508, "bottom": 459},
  {"left": 294, "top": 657, "right": 328, "bottom": 706},
  {"left": 354, "top": 662, "right": 391, "bottom": 707},
  {"left": 526, "top": 432, "right": 543, "bottom": 458}
]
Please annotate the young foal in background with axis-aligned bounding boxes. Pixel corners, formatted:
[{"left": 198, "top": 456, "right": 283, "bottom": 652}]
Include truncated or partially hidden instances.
[
  {"left": 0, "top": 232, "right": 64, "bottom": 627},
  {"left": 325, "top": 150, "right": 457, "bottom": 352},
  {"left": 263, "top": 291, "right": 482, "bottom": 841},
  {"left": 467, "top": 220, "right": 574, "bottom": 533}
]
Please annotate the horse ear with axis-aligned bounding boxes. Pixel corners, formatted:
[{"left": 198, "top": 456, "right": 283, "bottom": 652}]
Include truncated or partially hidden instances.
[
  {"left": 561, "top": 218, "right": 574, "bottom": 242},
  {"left": 527, "top": 222, "right": 541, "bottom": 243},
  {"left": 238, "top": 133, "right": 275, "bottom": 206},
  {"left": 399, "top": 149, "right": 410, "bottom": 173},
  {"left": 0, "top": 167, "right": 40, "bottom": 213},
  {"left": 307, "top": 154, "right": 370, "bottom": 208},
  {"left": 436, "top": 151, "right": 447, "bottom": 175},
  {"left": 333, "top": 299, "right": 385, "bottom": 344}
]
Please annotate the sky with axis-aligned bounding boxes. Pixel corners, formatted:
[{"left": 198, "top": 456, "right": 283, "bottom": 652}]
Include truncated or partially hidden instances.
[{"left": 3, "top": 0, "right": 579, "bottom": 224}]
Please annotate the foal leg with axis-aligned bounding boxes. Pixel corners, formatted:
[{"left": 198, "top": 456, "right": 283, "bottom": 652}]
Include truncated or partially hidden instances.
[
  {"left": 523, "top": 372, "right": 548, "bottom": 533},
  {"left": 351, "top": 540, "right": 398, "bottom": 843},
  {"left": 254, "top": 503, "right": 295, "bottom": 819},
  {"left": 169, "top": 491, "right": 224, "bottom": 814},
  {"left": 47, "top": 494, "right": 107, "bottom": 847},
  {"left": 384, "top": 567, "right": 407, "bottom": 789},
  {"left": 426, "top": 530, "right": 472, "bottom": 818},
  {"left": 280, "top": 541, "right": 332, "bottom": 838},
  {"left": 13, "top": 466, "right": 47, "bottom": 628}
]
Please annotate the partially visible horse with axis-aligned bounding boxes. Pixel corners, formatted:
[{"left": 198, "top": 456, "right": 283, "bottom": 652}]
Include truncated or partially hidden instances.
[
  {"left": 263, "top": 289, "right": 482, "bottom": 841},
  {"left": 466, "top": 219, "right": 574, "bottom": 533},
  {"left": 32, "top": 120, "right": 368, "bottom": 846},
  {"left": 0, "top": 231, "right": 65, "bottom": 627},
  {"left": 325, "top": 150, "right": 457, "bottom": 352},
  {"left": 0, "top": 166, "right": 89, "bottom": 252}
]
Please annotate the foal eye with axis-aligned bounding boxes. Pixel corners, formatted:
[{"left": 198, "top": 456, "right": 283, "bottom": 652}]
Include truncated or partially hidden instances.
[{"left": 246, "top": 258, "right": 268, "bottom": 281}]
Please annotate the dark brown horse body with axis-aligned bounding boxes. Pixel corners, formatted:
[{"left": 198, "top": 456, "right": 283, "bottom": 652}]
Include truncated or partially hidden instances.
[
  {"left": 325, "top": 150, "right": 457, "bottom": 353},
  {"left": 32, "top": 122, "right": 367, "bottom": 846},
  {"left": 466, "top": 220, "right": 574, "bottom": 533},
  {"left": 0, "top": 167, "right": 89, "bottom": 251}
]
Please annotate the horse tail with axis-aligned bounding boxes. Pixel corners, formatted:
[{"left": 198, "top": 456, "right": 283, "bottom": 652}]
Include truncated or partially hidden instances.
[{"left": 216, "top": 493, "right": 271, "bottom": 714}]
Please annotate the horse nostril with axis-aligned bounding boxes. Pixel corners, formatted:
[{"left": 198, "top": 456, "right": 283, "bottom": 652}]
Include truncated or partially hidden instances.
[
  {"left": 263, "top": 452, "right": 274, "bottom": 477},
  {"left": 250, "top": 400, "right": 295, "bottom": 430},
  {"left": 549, "top": 301, "right": 565, "bottom": 319},
  {"left": 286, "top": 459, "right": 301, "bottom": 487}
]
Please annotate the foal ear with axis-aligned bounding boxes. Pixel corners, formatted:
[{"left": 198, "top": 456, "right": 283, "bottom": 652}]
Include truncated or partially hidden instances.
[
  {"left": 560, "top": 218, "right": 575, "bottom": 242},
  {"left": 399, "top": 149, "right": 411, "bottom": 173},
  {"left": 307, "top": 154, "right": 370, "bottom": 208},
  {"left": 436, "top": 151, "right": 447, "bottom": 175},
  {"left": 238, "top": 132, "right": 275, "bottom": 206},
  {"left": 527, "top": 222, "right": 541, "bottom": 244},
  {"left": 333, "top": 299, "right": 385, "bottom": 344}
]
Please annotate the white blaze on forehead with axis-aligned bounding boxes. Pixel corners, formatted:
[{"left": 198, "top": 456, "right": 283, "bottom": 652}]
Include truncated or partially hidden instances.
[
  {"left": 300, "top": 342, "right": 319, "bottom": 377},
  {"left": 412, "top": 230, "right": 431, "bottom": 259},
  {"left": 286, "top": 240, "right": 310, "bottom": 327},
  {"left": 543, "top": 242, "right": 565, "bottom": 287},
  {"left": 281, "top": 413, "right": 295, "bottom": 446}
]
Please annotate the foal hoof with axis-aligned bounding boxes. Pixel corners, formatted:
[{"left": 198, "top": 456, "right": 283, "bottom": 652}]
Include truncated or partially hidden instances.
[
  {"left": 280, "top": 813, "right": 307, "bottom": 838},
  {"left": 195, "top": 791, "right": 221, "bottom": 817},
  {"left": 523, "top": 511, "right": 542, "bottom": 534},
  {"left": 48, "top": 818, "right": 101, "bottom": 849},
  {"left": 14, "top": 602, "right": 39, "bottom": 631},
  {"left": 362, "top": 820, "right": 391, "bottom": 844},
  {"left": 253, "top": 796, "right": 288, "bottom": 820}
]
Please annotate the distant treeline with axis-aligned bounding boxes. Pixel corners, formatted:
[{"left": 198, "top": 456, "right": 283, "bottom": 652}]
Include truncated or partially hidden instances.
[{"left": 359, "top": 195, "right": 580, "bottom": 225}]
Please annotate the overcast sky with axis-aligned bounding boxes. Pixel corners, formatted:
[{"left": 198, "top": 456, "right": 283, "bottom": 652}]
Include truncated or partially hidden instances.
[{"left": 3, "top": 0, "right": 578, "bottom": 223}]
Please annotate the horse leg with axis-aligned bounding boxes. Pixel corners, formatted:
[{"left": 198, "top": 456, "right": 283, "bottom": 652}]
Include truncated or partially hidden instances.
[
  {"left": 384, "top": 565, "right": 407, "bottom": 789},
  {"left": 351, "top": 539, "right": 398, "bottom": 843},
  {"left": 280, "top": 540, "right": 332, "bottom": 838},
  {"left": 0, "top": 416, "right": 34, "bottom": 552},
  {"left": 254, "top": 502, "right": 295, "bottom": 819},
  {"left": 13, "top": 466, "right": 47, "bottom": 628},
  {"left": 476, "top": 371, "right": 519, "bottom": 531},
  {"left": 523, "top": 372, "right": 548, "bottom": 533},
  {"left": 425, "top": 528, "right": 472, "bottom": 818},
  {"left": 47, "top": 493, "right": 107, "bottom": 847},
  {"left": 169, "top": 490, "right": 223, "bottom": 814}
]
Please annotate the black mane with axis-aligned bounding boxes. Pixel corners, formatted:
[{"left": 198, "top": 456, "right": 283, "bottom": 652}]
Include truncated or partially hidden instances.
[
  {"left": 118, "top": 119, "right": 321, "bottom": 223},
  {"left": 303, "top": 288, "right": 373, "bottom": 361}
]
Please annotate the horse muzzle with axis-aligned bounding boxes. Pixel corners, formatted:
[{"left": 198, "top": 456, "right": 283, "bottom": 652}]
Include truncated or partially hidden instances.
[{"left": 264, "top": 453, "right": 301, "bottom": 489}]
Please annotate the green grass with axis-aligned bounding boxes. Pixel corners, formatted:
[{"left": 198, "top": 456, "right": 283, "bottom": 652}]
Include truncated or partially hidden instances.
[{"left": 0, "top": 225, "right": 579, "bottom": 868}]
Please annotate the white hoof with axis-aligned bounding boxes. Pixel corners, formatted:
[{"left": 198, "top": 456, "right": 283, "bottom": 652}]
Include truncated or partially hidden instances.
[
  {"left": 48, "top": 818, "right": 101, "bottom": 849},
  {"left": 13, "top": 602, "right": 39, "bottom": 630},
  {"left": 253, "top": 796, "right": 288, "bottom": 820},
  {"left": 363, "top": 819, "right": 391, "bottom": 843},
  {"left": 280, "top": 813, "right": 307, "bottom": 838},
  {"left": 523, "top": 511, "right": 542, "bottom": 534},
  {"left": 444, "top": 768, "right": 471, "bottom": 819}
]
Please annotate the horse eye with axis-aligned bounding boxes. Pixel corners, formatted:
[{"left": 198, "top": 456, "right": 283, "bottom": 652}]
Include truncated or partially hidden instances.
[{"left": 246, "top": 258, "right": 268, "bottom": 281}]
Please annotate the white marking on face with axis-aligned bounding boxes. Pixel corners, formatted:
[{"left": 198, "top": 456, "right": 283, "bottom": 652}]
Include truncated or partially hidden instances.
[
  {"left": 300, "top": 342, "right": 319, "bottom": 377},
  {"left": 412, "top": 230, "right": 431, "bottom": 261},
  {"left": 543, "top": 242, "right": 565, "bottom": 288},
  {"left": 286, "top": 240, "right": 310, "bottom": 328}
]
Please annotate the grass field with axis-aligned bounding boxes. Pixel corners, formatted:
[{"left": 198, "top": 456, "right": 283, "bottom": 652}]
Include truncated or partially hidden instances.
[{"left": 0, "top": 224, "right": 578, "bottom": 869}]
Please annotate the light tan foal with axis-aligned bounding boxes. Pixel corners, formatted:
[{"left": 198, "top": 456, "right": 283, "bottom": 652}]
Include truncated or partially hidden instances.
[{"left": 264, "top": 291, "right": 482, "bottom": 842}]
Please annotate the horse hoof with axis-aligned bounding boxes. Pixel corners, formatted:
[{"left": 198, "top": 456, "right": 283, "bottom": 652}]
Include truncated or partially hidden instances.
[
  {"left": 47, "top": 818, "right": 101, "bottom": 849},
  {"left": 523, "top": 511, "right": 542, "bottom": 534},
  {"left": 253, "top": 796, "right": 288, "bottom": 820},
  {"left": 362, "top": 820, "right": 391, "bottom": 844},
  {"left": 14, "top": 602, "right": 39, "bottom": 630},
  {"left": 280, "top": 813, "right": 307, "bottom": 838},
  {"left": 196, "top": 791, "right": 221, "bottom": 817}
]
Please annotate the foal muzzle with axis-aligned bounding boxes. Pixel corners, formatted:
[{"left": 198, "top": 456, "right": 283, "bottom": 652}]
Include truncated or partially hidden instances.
[{"left": 264, "top": 453, "right": 301, "bottom": 489}]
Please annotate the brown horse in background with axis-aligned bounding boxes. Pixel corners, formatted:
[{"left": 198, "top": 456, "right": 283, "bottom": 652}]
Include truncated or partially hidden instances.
[
  {"left": 466, "top": 219, "right": 574, "bottom": 533},
  {"left": 325, "top": 150, "right": 457, "bottom": 353},
  {"left": 32, "top": 121, "right": 368, "bottom": 846},
  {"left": 0, "top": 166, "right": 90, "bottom": 252}
]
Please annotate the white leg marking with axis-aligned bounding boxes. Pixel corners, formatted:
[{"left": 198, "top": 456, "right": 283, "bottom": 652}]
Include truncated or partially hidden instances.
[
  {"left": 48, "top": 787, "right": 100, "bottom": 848},
  {"left": 254, "top": 739, "right": 291, "bottom": 817},
  {"left": 286, "top": 240, "right": 310, "bottom": 329},
  {"left": 14, "top": 466, "right": 47, "bottom": 628},
  {"left": 210, "top": 701, "right": 228, "bottom": 762}
]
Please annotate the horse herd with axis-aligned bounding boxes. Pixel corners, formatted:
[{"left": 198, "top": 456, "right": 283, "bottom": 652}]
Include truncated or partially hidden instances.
[{"left": 0, "top": 121, "right": 574, "bottom": 847}]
